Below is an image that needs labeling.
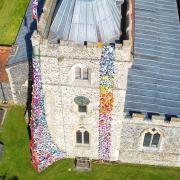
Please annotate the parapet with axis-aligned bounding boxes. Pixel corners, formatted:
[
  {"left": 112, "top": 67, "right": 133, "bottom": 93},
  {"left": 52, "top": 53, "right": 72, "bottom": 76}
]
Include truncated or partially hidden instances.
[
  {"left": 38, "top": 0, "right": 58, "bottom": 38},
  {"left": 37, "top": 38, "right": 132, "bottom": 62},
  {"left": 128, "top": 112, "right": 180, "bottom": 125},
  {"left": 35, "top": 0, "right": 133, "bottom": 62},
  {"left": 132, "top": 113, "right": 145, "bottom": 120},
  {"left": 171, "top": 117, "right": 180, "bottom": 123}
]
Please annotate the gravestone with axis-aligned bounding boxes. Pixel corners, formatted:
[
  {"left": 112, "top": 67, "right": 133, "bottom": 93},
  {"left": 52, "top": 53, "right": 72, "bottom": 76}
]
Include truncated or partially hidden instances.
[
  {"left": 0, "top": 107, "right": 7, "bottom": 126},
  {"left": 0, "top": 142, "right": 4, "bottom": 160},
  {"left": 75, "top": 157, "right": 91, "bottom": 172},
  {"left": 0, "top": 174, "right": 6, "bottom": 180},
  {"left": 0, "top": 108, "right": 5, "bottom": 125},
  {"left": 9, "top": 176, "right": 18, "bottom": 180}
]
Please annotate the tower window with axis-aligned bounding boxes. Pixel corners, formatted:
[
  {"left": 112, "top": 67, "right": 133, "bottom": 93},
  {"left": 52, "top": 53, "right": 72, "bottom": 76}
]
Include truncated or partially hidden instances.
[
  {"left": 78, "top": 105, "right": 87, "bottom": 113},
  {"left": 151, "top": 133, "right": 160, "bottom": 147},
  {"left": 143, "top": 129, "right": 161, "bottom": 148},
  {"left": 83, "top": 68, "right": 89, "bottom": 80},
  {"left": 74, "top": 96, "right": 90, "bottom": 113},
  {"left": 76, "top": 131, "right": 82, "bottom": 144},
  {"left": 76, "top": 130, "right": 90, "bottom": 144},
  {"left": 75, "top": 66, "right": 89, "bottom": 80},
  {"left": 75, "top": 67, "right": 81, "bottom": 79},
  {"left": 84, "top": 131, "right": 89, "bottom": 144},
  {"left": 143, "top": 132, "right": 152, "bottom": 147}
]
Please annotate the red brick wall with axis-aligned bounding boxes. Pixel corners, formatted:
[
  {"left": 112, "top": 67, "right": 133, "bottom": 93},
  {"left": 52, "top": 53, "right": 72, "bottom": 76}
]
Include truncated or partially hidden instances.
[{"left": 0, "top": 46, "right": 11, "bottom": 82}]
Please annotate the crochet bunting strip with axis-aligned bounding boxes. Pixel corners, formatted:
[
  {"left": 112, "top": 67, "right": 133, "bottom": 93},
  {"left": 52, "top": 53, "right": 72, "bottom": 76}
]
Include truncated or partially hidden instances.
[
  {"left": 99, "top": 45, "right": 115, "bottom": 160},
  {"left": 30, "top": 58, "right": 65, "bottom": 172}
]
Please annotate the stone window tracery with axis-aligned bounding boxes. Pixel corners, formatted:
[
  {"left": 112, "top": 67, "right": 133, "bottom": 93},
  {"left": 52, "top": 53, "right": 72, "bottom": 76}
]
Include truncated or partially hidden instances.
[
  {"left": 84, "top": 131, "right": 89, "bottom": 144},
  {"left": 76, "top": 130, "right": 90, "bottom": 145},
  {"left": 75, "top": 66, "right": 89, "bottom": 80},
  {"left": 76, "top": 130, "right": 82, "bottom": 144},
  {"left": 143, "top": 129, "right": 161, "bottom": 148},
  {"left": 83, "top": 67, "right": 89, "bottom": 80},
  {"left": 75, "top": 67, "right": 81, "bottom": 79},
  {"left": 74, "top": 96, "right": 90, "bottom": 114}
]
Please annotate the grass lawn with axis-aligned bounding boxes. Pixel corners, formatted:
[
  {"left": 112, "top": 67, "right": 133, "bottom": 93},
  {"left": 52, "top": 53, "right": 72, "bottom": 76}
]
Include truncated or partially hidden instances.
[
  {"left": 0, "top": 0, "right": 29, "bottom": 45},
  {"left": 0, "top": 106, "right": 179, "bottom": 180}
]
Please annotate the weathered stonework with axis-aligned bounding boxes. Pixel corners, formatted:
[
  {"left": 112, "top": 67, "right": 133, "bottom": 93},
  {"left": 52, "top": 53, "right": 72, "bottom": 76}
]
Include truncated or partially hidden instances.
[
  {"left": 119, "top": 118, "right": 180, "bottom": 167},
  {"left": 6, "top": 61, "right": 29, "bottom": 104},
  {"left": 37, "top": 38, "right": 132, "bottom": 160},
  {"left": 37, "top": 37, "right": 180, "bottom": 166},
  {"left": 5, "top": 0, "right": 179, "bottom": 168},
  {"left": 0, "top": 83, "right": 12, "bottom": 102},
  {"left": 28, "top": 0, "right": 180, "bottom": 167}
]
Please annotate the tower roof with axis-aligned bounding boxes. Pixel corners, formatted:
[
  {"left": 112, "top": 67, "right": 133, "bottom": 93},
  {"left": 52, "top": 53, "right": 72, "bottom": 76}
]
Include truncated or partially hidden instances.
[{"left": 49, "top": 0, "right": 121, "bottom": 44}]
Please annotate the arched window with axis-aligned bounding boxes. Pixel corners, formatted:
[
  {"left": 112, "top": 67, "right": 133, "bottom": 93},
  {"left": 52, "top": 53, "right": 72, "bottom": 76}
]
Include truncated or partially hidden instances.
[
  {"left": 143, "top": 129, "right": 161, "bottom": 148},
  {"left": 76, "top": 130, "right": 90, "bottom": 145},
  {"left": 83, "top": 68, "right": 89, "bottom": 80},
  {"left": 75, "top": 67, "right": 81, "bottom": 79},
  {"left": 143, "top": 132, "right": 152, "bottom": 147},
  {"left": 84, "top": 131, "right": 89, "bottom": 144},
  {"left": 151, "top": 133, "right": 160, "bottom": 147},
  {"left": 74, "top": 96, "right": 90, "bottom": 113},
  {"left": 75, "top": 66, "right": 89, "bottom": 80},
  {"left": 76, "top": 131, "right": 82, "bottom": 144}
]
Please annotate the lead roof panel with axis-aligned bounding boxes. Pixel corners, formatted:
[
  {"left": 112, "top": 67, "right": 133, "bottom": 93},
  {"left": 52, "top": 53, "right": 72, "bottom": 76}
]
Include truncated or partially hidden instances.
[{"left": 125, "top": 0, "right": 180, "bottom": 116}]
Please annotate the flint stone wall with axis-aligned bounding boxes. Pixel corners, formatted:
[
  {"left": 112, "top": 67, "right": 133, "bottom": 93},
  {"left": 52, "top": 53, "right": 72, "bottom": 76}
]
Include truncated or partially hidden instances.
[
  {"left": 119, "top": 119, "right": 180, "bottom": 167},
  {"left": 38, "top": 40, "right": 180, "bottom": 166},
  {"left": 0, "top": 83, "right": 12, "bottom": 102},
  {"left": 6, "top": 62, "right": 29, "bottom": 104},
  {"left": 39, "top": 40, "right": 132, "bottom": 160}
]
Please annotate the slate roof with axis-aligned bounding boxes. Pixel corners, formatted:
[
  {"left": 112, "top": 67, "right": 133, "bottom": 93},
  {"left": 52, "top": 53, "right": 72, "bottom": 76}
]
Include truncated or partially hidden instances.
[
  {"left": 7, "top": 0, "right": 122, "bottom": 66},
  {"left": 8, "top": 0, "right": 44, "bottom": 66},
  {"left": 125, "top": 0, "right": 180, "bottom": 117}
]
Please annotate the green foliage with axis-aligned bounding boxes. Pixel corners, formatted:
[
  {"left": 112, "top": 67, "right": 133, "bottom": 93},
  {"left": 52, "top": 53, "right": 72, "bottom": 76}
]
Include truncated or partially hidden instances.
[
  {"left": 0, "top": 0, "right": 29, "bottom": 45},
  {"left": 0, "top": 106, "right": 179, "bottom": 180}
]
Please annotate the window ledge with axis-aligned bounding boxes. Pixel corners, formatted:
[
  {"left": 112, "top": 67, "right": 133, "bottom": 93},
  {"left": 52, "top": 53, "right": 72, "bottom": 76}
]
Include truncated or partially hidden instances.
[
  {"left": 73, "top": 79, "right": 91, "bottom": 86},
  {"left": 141, "top": 147, "right": 160, "bottom": 152},
  {"left": 75, "top": 144, "right": 90, "bottom": 148},
  {"left": 79, "top": 112, "right": 87, "bottom": 115}
]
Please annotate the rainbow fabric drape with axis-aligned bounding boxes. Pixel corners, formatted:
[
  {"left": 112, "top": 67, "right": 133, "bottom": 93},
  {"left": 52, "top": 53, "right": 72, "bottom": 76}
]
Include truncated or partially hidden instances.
[
  {"left": 30, "top": 57, "right": 65, "bottom": 172},
  {"left": 99, "top": 45, "right": 115, "bottom": 160}
]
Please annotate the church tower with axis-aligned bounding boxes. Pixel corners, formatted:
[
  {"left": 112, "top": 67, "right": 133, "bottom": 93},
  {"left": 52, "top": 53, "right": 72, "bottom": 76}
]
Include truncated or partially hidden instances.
[
  {"left": 30, "top": 0, "right": 180, "bottom": 172},
  {"left": 4, "top": 0, "right": 180, "bottom": 172},
  {"left": 30, "top": 0, "right": 132, "bottom": 171}
]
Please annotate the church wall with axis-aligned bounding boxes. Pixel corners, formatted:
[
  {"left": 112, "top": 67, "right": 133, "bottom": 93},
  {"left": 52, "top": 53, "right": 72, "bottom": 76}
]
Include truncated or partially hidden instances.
[
  {"left": 39, "top": 40, "right": 132, "bottom": 160},
  {"left": 11, "top": 0, "right": 179, "bottom": 167},
  {"left": 119, "top": 119, "right": 180, "bottom": 167},
  {"left": 39, "top": 40, "right": 180, "bottom": 166},
  {"left": 43, "top": 84, "right": 100, "bottom": 159},
  {"left": 6, "top": 61, "right": 29, "bottom": 104}
]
